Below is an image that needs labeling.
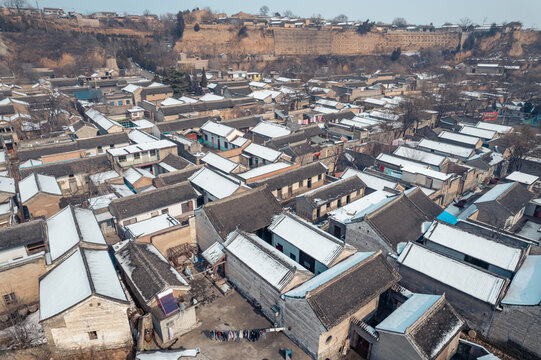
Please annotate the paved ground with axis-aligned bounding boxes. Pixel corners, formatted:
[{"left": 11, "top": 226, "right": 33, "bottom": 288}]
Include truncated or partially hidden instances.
[{"left": 178, "top": 291, "right": 311, "bottom": 360}]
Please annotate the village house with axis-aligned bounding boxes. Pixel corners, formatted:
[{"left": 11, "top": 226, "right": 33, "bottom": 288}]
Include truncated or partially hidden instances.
[
  {"left": 69, "top": 119, "right": 99, "bottom": 139},
  {"left": 88, "top": 192, "right": 119, "bottom": 234},
  {"left": 0, "top": 175, "right": 15, "bottom": 204},
  {"left": 369, "top": 293, "right": 463, "bottom": 360},
  {"left": 18, "top": 173, "right": 62, "bottom": 218},
  {"left": 141, "top": 85, "right": 174, "bottom": 102},
  {"left": 106, "top": 139, "right": 177, "bottom": 170},
  {"left": 469, "top": 182, "right": 534, "bottom": 230},
  {"left": 85, "top": 108, "right": 125, "bottom": 134},
  {"left": 345, "top": 188, "right": 442, "bottom": 254},
  {"left": 392, "top": 146, "right": 449, "bottom": 172},
  {"left": 194, "top": 186, "right": 282, "bottom": 251},
  {"left": 437, "top": 131, "right": 483, "bottom": 149},
  {"left": 267, "top": 212, "right": 357, "bottom": 274},
  {"left": 251, "top": 162, "right": 328, "bottom": 202},
  {"left": 417, "top": 139, "right": 475, "bottom": 161},
  {"left": 109, "top": 181, "right": 198, "bottom": 228},
  {"left": 222, "top": 230, "right": 313, "bottom": 321},
  {"left": 39, "top": 247, "right": 132, "bottom": 352},
  {"left": 0, "top": 220, "right": 47, "bottom": 314},
  {"left": 20, "top": 155, "right": 113, "bottom": 195},
  {"left": 340, "top": 167, "right": 402, "bottom": 193},
  {"left": 504, "top": 171, "right": 539, "bottom": 192},
  {"left": 46, "top": 205, "right": 108, "bottom": 263},
  {"left": 200, "top": 120, "right": 244, "bottom": 150},
  {"left": 188, "top": 166, "right": 247, "bottom": 203},
  {"left": 200, "top": 151, "right": 244, "bottom": 174},
  {"left": 122, "top": 213, "right": 196, "bottom": 257},
  {"left": 123, "top": 166, "right": 155, "bottom": 190},
  {"left": 296, "top": 176, "right": 366, "bottom": 223},
  {"left": 280, "top": 251, "right": 401, "bottom": 360},
  {"left": 153, "top": 154, "right": 193, "bottom": 175},
  {"left": 154, "top": 166, "right": 202, "bottom": 188},
  {"left": 114, "top": 241, "right": 197, "bottom": 345},
  {"left": 241, "top": 143, "right": 286, "bottom": 168}
]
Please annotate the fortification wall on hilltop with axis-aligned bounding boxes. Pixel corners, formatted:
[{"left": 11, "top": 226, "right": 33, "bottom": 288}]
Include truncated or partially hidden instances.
[
  {"left": 274, "top": 29, "right": 461, "bottom": 55},
  {"left": 176, "top": 25, "right": 462, "bottom": 57}
]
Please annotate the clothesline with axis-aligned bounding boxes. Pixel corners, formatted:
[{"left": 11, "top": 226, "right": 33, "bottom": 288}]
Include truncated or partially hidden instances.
[{"left": 204, "top": 327, "right": 285, "bottom": 343}]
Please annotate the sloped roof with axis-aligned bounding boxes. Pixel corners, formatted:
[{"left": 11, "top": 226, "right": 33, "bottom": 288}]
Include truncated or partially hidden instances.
[
  {"left": 109, "top": 181, "right": 197, "bottom": 220},
  {"left": 201, "top": 186, "right": 282, "bottom": 238},
  {"left": 155, "top": 166, "right": 202, "bottom": 187},
  {"left": 115, "top": 241, "right": 188, "bottom": 305},
  {"left": 300, "top": 177, "right": 366, "bottom": 207},
  {"left": 0, "top": 219, "right": 46, "bottom": 251},
  {"left": 364, "top": 193, "right": 433, "bottom": 250},
  {"left": 252, "top": 162, "right": 327, "bottom": 191},
  {"left": 405, "top": 187, "right": 443, "bottom": 219},
  {"left": 306, "top": 252, "right": 400, "bottom": 329},
  {"left": 20, "top": 155, "right": 112, "bottom": 178},
  {"left": 40, "top": 247, "right": 127, "bottom": 321}
]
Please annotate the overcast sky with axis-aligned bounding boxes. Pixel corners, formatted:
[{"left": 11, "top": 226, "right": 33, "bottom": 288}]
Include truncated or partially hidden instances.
[{"left": 35, "top": 0, "right": 540, "bottom": 29}]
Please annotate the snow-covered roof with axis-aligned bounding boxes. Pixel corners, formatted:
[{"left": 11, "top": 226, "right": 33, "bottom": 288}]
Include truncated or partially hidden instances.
[
  {"left": 107, "top": 140, "right": 175, "bottom": 156},
  {"left": 393, "top": 146, "right": 446, "bottom": 167},
  {"left": 340, "top": 168, "right": 398, "bottom": 191},
  {"left": 85, "top": 108, "right": 118, "bottom": 131},
  {"left": 363, "top": 98, "right": 387, "bottom": 106},
  {"left": 231, "top": 137, "right": 248, "bottom": 147},
  {"left": 459, "top": 126, "right": 496, "bottom": 140},
  {"left": 438, "top": 131, "right": 481, "bottom": 146},
  {"left": 377, "top": 153, "right": 433, "bottom": 171},
  {"left": 474, "top": 182, "right": 514, "bottom": 203},
  {"left": 376, "top": 294, "right": 440, "bottom": 333},
  {"left": 189, "top": 167, "right": 240, "bottom": 199},
  {"left": 313, "top": 105, "right": 339, "bottom": 114},
  {"left": 502, "top": 255, "right": 541, "bottom": 305},
  {"left": 369, "top": 110, "right": 399, "bottom": 121},
  {"left": 111, "top": 184, "right": 135, "bottom": 197},
  {"left": 0, "top": 176, "right": 15, "bottom": 194},
  {"left": 19, "top": 173, "right": 62, "bottom": 203},
  {"left": 316, "top": 98, "right": 340, "bottom": 108},
  {"left": 135, "top": 349, "right": 199, "bottom": 360},
  {"left": 124, "top": 214, "right": 180, "bottom": 239},
  {"left": 88, "top": 193, "right": 118, "bottom": 211},
  {"left": 269, "top": 213, "right": 344, "bottom": 267},
  {"left": 47, "top": 206, "right": 106, "bottom": 262},
  {"left": 200, "top": 121, "right": 235, "bottom": 138},
  {"left": 418, "top": 139, "right": 474, "bottom": 159},
  {"left": 401, "top": 165, "right": 452, "bottom": 181},
  {"left": 251, "top": 121, "right": 291, "bottom": 138},
  {"left": 201, "top": 241, "right": 225, "bottom": 266},
  {"left": 424, "top": 221, "right": 522, "bottom": 272},
  {"left": 505, "top": 171, "right": 538, "bottom": 186},
  {"left": 249, "top": 81, "right": 267, "bottom": 88},
  {"left": 475, "top": 122, "right": 512, "bottom": 134},
  {"left": 201, "top": 152, "right": 239, "bottom": 173},
  {"left": 122, "top": 84, "right": 141, "bottom": 93},
  {"left": 39, "top": 247, "right": 126, "bottom": 320},
  {"left": 284, "top": 252, "right": 374, "bottom": 298},
  {"left": 249, "top": 89, "right": 282, "bottom": 101},
  {"left": 225, "top": 231, "right": 304, "bottom": 290},
  {"left": 128, "top": 129, "right": 159, "bottom": 144},
  {"left": 329, "top": 190, "right": 394, "bottom": 224},
  {"left": 199, "top": 93, "right": 224, "bottom": 102},
  {"left": 89, "top": 170, "right": 120, "bottom": 186},
  {"left": 237, "top": 162, "right": 290, "bottom": 180},
  {"left": 160, "top": 97, "right": 184, "bottom": 106},
  {"left": 178, "top": 96, "right": 197, "bottom": 104},
  {"left": 124, "top": 167, "right": 155, "bottom": 185},
  {"left": 19, "top": 159, "right": 42, "bottom": 169},
  {"left": 243, "top": 143, "right": 282, "bottom": 162},
  {"left": 398, "top": 242, "right": 507, "bottom": 305}
]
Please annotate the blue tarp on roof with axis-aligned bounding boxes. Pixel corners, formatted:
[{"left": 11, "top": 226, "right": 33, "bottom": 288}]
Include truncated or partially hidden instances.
[{"left": 437, "top": 211, "right": 458, "bottom": 225}]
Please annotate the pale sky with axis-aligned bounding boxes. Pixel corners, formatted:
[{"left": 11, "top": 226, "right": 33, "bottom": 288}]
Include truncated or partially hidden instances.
[{"left": 35, "top": 0, "right": 540, "bottom": 28}]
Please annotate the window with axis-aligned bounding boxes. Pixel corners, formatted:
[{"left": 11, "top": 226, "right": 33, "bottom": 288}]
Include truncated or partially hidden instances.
[
  {"left": 204, "top": 134, "right": 208, "bottom": 141},
  {"left": 117, "top": 101, "right": 123, "bottom": 106},
  {"left": 109, "top": 102, "right": 115, "bottom": 107},
  {"left": 318, "top": 174, "right": 322, "bottom": 181},
  {"left": 88, "top": 331, "right": 98, "bottom": 340},
  {"left": 290, "top": 253, "right": 296, "bottom": 261},
  {"left": 325, "top": 336, "right": 332, "bottom": 344},
  {"left": 151, "top": 211, "right": 159, "bottom": 217},
  {"left": 161, "top": 208, "right": 169, "bottom": 215},
  {"left": 126, "top": 99, "right": 131, "bottom": 104},
  {"left": 118, "top": 155, "right": 127, "bottom": 162},
  {"left": 149, "top": 150, "right": 157, "bottom": 156},
  {"left": 181, "top": 201, "right": 194, "bottom": 213},
  {"left": 276, "top": 243, "right": 283, "bottom": 252},
  {"left": 110, "top": 144, "right": 114, "bottom": 149},
  {"left": 134, "top": 152, "right": 140, "bottom": 159},
  {"left": 97, "top": 145, "right": 103, "bottom": 154},
  {"left": 3, "top": 292, "right": 16, "bottom": 305}
]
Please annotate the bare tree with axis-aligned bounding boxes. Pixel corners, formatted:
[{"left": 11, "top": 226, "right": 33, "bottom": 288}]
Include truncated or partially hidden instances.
[
  {"left": 499, "top": 125, "right": 540, "bottom": 171},
  {"left": 282, "top": 9, "right": 295, "bottom": 18},
  {"left": 459, "top": 17, "right": 473, "bottom": 28},
  {"left": 392, "top": 17, "right": 407, "bottom": 27},
  {"left": 333, "top": 14, "right": 348, "bottom": 23},
  {"left": 259, "top": 5, "right": 269, "bottom": 16},
  {"left": 398, "top": 96, "right": 426, "bottom": 136}
]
